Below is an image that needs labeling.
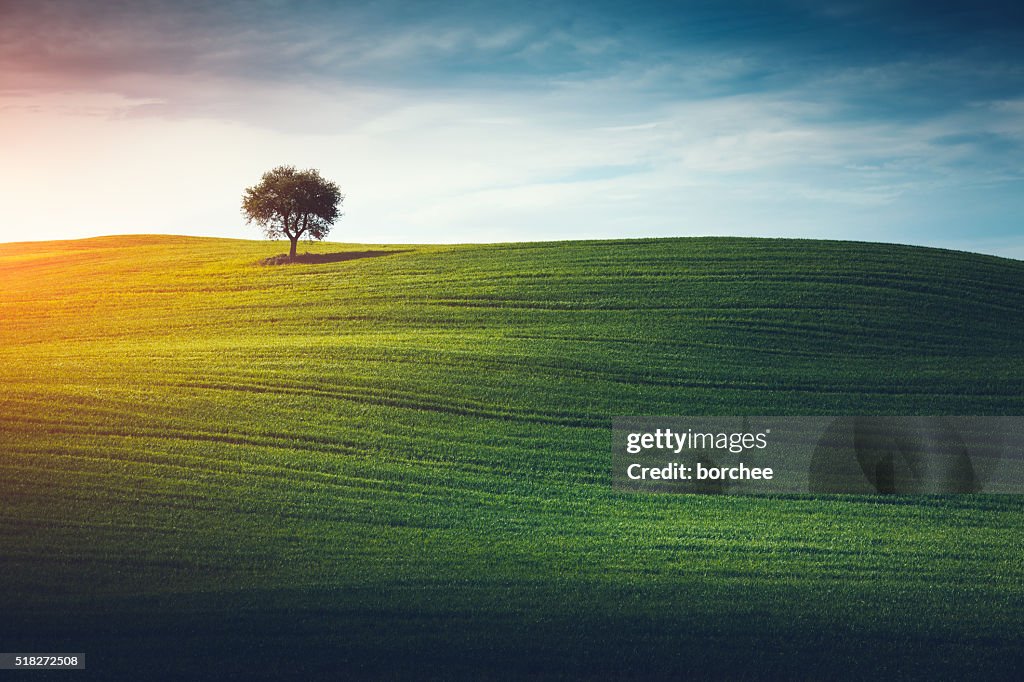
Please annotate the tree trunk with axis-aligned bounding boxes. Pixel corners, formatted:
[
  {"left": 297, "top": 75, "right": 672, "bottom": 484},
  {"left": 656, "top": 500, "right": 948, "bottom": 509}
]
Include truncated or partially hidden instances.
[{"left": 289, "top": 237, "right": 298, "bottom": 259}]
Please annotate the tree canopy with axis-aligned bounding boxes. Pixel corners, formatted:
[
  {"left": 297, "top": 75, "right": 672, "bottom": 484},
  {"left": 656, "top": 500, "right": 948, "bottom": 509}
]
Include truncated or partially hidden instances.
[{"left": 242, "top": 166, "right": 344, "bottom": 258}]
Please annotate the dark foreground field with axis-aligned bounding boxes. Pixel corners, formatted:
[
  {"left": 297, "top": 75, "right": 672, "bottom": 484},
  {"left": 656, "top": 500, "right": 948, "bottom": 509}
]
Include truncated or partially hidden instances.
[{"left": 1, "top": 235, "right": 1022, "bottom": 679}]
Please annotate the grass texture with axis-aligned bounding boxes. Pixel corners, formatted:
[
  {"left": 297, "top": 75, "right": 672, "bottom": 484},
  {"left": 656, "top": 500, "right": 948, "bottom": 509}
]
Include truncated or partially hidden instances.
[{"left": 1, "top": 235, "right": 1023, "bottom": 679}]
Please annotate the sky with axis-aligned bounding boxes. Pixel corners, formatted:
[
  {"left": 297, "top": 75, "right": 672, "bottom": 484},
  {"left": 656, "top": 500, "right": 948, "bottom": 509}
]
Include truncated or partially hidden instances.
[{"left": 1, "top": 0, "right": 1023, "bottom": 256}]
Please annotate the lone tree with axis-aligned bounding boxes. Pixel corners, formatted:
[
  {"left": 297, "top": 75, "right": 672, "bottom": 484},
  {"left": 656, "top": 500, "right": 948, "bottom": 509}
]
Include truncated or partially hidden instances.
[{"left": 242, "top": 165, "right": 344, "bottom": 259}]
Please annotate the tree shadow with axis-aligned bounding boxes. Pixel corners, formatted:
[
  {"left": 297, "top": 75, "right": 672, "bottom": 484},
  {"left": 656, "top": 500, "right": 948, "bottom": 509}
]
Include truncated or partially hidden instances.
[{"left": 260, "top": 250, "right": 411, "bottom": 266}]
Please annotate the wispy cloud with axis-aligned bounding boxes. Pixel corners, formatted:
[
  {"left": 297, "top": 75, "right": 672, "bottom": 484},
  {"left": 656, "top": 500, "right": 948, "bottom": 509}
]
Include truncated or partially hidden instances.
[{"left": 0, "top": 1, "right": 1022, "bottom": 255}]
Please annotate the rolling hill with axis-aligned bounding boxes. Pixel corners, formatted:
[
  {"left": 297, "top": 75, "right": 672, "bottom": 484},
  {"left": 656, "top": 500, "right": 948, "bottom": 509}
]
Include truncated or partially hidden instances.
[{"left": 1, "top": 235, "right": 1023, "bottom": 679}]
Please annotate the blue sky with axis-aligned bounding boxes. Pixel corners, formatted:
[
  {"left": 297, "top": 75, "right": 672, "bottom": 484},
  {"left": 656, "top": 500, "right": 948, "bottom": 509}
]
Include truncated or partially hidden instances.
[{"left": 1, "top": 0, "right": 1023, "bottom": 256}]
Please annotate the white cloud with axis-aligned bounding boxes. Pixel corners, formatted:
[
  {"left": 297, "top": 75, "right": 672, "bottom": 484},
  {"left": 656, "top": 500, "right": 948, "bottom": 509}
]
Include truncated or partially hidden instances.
[
  {"left": 1, "top": 7, "right": 1022, "bottom": 255},
  {"left": 0, "top": 69, "right": 1007, "bottom": 246}
]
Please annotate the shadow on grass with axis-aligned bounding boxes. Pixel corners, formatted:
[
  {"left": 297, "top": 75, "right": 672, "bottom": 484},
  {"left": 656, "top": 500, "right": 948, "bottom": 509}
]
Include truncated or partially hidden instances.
[
  {"left": 4, "top": 585, "right": 1019, "bottom": 680},
  {"left": 260, "top": 250, "right": 411, "bottom": 266}
]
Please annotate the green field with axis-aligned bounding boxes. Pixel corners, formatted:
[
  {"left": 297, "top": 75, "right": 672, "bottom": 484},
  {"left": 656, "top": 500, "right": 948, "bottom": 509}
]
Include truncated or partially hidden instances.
[{"left": 1, "top": 235, "right": 1023, "bottom": 679}]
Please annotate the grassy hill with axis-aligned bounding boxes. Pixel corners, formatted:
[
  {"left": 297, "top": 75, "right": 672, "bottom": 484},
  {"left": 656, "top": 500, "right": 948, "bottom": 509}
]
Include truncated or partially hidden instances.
[{"left": 1, "top": 235, "right": 1023, "bottom": 679}]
